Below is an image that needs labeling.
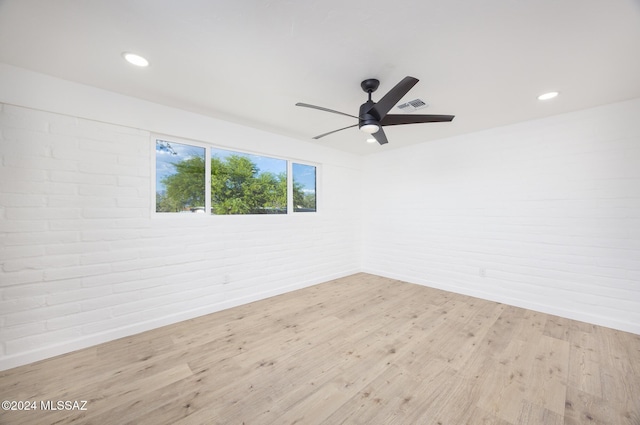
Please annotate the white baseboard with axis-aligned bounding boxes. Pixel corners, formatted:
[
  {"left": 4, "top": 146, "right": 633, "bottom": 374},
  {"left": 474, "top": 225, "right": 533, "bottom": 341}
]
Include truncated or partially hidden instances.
[
  {"left": 362, "top": 267, "right": 640, "bottom": 336},
  {"left": 0, "top": 269, "right": 360, "bottom": 372},
  {"left": 4, "top": 267, "right": 636, "bottom": 372}
]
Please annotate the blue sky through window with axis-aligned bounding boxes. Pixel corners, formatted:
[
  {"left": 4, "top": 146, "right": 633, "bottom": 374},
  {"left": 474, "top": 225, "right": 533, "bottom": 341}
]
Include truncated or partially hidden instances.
[
  {"left": 293, "top": 163, "right": 316, "bottom": 193},
  {"left": 210, "top": 147, "right": 286, "bottom": 178},
  {"left": 156, "top": 140, "right": 316, "bottom": 202},
  {"left": 156, "top": 140, "right": 205, "bottom": 194}
]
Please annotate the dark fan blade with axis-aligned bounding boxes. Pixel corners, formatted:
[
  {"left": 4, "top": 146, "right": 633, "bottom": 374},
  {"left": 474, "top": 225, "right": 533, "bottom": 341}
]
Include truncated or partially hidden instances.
[
  {"left": 370, "top": 76, "right": 419, "bottom": 119},
  {"left": 372, "top": 128, "right": 389, "bottom": 145},
  {"left": 381, "top": 114, "right": 455, "bottom": 126},
  {"left": 313, "top": 124, "right": 358, "bottom": 139},
  {"left": 296, "top": 103, "right": 360, "bottom": 119}
]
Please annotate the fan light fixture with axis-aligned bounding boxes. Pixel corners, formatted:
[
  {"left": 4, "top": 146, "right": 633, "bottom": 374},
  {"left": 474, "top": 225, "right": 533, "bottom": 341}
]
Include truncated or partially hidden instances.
[
  {"left": 538, "top": 91, "right": 559, "bottom": 100},
  {"left": 360, "top": 123, "right": 380, "bottom": 134},
  {"left": 122, "top": 52, "right": 149, "bottom": 67}
]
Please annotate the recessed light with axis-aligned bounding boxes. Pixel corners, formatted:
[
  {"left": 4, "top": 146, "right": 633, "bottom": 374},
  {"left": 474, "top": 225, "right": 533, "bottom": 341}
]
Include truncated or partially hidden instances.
[
  {"left": 122, "top": 52, "right": 149, "bottom": 67},
  {"left": 538, "top": 91, "right": 559, "bottom": 101},
  {"left": 366, "top": 138, "right": 377, "bottom": 144}
]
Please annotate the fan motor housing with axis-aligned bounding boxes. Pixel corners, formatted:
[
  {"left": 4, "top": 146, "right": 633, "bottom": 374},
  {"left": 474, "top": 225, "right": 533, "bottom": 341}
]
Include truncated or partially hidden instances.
[{"left": 359, "top": 100, "right": 380, "bottom": 130}]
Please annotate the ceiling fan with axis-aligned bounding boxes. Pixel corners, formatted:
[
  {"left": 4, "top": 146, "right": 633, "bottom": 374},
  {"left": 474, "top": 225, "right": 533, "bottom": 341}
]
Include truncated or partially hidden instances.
[{"left": 296, "top": 76, "right": 455, "bottom": 145}]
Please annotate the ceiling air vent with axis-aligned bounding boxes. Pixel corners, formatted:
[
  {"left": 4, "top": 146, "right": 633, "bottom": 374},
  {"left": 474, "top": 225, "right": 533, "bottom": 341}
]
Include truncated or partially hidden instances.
[{"left": 396, "top": 98, "right": 428, "bottom": 112}]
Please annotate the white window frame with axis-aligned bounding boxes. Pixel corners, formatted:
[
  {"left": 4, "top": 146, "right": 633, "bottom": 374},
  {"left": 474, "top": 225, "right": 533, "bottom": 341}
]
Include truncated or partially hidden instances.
[
  {"left": 152, "top": 136, "right": 210, "bottom": 216},
  {"left": 290, "top": 160, "right": 319, "bottom": 214},
  {"left": 151, "top": 134, "right": 320, "bottom": 217}
]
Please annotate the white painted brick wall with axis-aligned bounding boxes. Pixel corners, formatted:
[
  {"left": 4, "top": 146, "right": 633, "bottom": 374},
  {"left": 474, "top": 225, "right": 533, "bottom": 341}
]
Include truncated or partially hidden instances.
[
  {"left": 0, "top": 102, "right": 361, "bottom": 370},
  {"left": 363, "top": 98, "right": 640, "bottom": 334},
  {"left": 3, "top": 63, "right": 637, "bottom": 371}
]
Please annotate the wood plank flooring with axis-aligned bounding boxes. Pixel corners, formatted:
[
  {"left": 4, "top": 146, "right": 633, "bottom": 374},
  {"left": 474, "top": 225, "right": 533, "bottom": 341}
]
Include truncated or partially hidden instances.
[{"left": 1, "top": 273, "right": 639, "bottom": 424}]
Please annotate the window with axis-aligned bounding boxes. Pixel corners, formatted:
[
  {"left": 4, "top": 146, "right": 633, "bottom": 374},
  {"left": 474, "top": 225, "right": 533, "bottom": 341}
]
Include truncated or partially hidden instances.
[
  {"left": 211, "top": 147, "right": 287, "bottom": 215},
  {"left": 155, "top": 140, "right": 206, "bottom": 213},
  {"left": 154, "top": 137, "right": 317, "bottom": 215},
  {"left": 292, "top": 163, "right": 316, "bottom": 212}
]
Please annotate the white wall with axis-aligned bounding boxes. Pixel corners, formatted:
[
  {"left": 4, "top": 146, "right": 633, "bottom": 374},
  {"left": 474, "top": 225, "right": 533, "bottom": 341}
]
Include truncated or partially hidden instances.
[
  {"left": 1, "top": 62, "right": 639, "bottom": 371},
  {"left": 363, "top": 98, "right": 640, "bottom": 334},
  {"left": 0, "top": 64, "right": 362, "bottom": 370}
]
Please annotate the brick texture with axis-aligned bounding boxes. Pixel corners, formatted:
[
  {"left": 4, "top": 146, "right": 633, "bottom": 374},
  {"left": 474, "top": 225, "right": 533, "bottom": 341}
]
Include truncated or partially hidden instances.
[
  {"left": 0, "top": 103, "right": 361, "bottom": 369},
  {"left": 362, "top": 98, "right": 640, "bottom": 334},
  {"left": 1, "top": 65, "right": 638, "bottom": 371}
]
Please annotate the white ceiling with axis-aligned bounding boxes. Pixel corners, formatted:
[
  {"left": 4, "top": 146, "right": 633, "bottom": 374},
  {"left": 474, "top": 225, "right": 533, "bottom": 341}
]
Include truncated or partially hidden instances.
[{"left": 1, "top": 0, "right": 639, "bottom": 155}]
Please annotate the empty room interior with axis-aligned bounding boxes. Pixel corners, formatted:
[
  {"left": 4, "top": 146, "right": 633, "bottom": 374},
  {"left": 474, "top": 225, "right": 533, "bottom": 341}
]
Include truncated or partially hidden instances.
[{"left": 1, "top": 1, "right": 639, "bottom": 424}]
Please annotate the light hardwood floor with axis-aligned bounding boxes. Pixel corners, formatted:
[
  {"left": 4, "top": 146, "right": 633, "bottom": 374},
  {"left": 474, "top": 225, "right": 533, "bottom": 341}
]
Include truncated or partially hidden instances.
[{"left": 1, "top": 273, "right": 639, "bottom": 424}]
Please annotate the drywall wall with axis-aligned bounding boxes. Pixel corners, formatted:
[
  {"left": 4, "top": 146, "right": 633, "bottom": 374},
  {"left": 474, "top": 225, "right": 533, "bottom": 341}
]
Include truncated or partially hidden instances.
[
  {"left": 0, "top": 64, "right": 363, "bottom": 370},
  {"left": 363, "top": 97, "right": 640, "bottom": 334}
]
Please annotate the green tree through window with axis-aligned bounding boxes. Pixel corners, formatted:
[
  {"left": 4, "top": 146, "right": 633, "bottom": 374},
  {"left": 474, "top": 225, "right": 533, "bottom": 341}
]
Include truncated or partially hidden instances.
[
  {"left": 156, "top": 141, "right": 206, "bottom": 212},
  {"left": 211, "top": 154, "right": 287, "bottom": 214},
  {"left": 156, "top": 140, "right": 316, "bottom": 214}
]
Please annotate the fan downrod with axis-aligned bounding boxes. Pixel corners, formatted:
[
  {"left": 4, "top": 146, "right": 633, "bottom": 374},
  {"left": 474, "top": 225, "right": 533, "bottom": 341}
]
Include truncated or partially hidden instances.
[{"left": 360, "top": 79, "right": 380, "bottom": 93}]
